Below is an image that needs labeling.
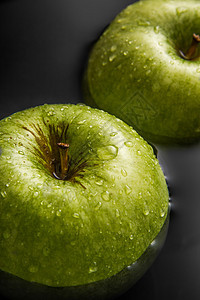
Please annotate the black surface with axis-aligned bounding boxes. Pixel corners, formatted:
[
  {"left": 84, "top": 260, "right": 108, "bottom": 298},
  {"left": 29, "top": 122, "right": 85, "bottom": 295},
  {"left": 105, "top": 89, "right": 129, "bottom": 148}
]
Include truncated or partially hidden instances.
[{"left": 1, "top": 0, "right": 200, "bottom": 299}]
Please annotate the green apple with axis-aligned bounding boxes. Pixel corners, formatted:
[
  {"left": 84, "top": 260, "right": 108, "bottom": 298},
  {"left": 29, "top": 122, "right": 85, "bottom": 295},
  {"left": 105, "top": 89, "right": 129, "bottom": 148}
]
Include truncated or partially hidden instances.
[
  {"left": 83, "top": 0, "right": 200, "bottom": 144},
  {"left": 0, "top": 104, "right": 169, "bottom": 299}
]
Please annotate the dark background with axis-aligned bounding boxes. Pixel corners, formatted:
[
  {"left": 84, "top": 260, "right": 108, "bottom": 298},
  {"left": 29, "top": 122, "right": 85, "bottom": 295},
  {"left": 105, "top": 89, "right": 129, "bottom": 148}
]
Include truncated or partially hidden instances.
[{"left": 1, "top": 0, "right": 200, "bottom": 299}]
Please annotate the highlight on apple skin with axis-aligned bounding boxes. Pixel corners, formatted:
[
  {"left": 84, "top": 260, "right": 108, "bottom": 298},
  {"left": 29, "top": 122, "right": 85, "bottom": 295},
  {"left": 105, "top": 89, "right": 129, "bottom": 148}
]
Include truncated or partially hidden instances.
[
  {"left": 0, "top": 104, "right": 169, "bottom": 299},
  {"left": 83, "top": 0, "right": 200, "bottom": 145}
]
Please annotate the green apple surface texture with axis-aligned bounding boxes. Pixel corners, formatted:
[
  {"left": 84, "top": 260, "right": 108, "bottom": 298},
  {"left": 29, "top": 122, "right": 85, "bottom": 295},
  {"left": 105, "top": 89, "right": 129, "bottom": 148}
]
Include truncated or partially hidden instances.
[
  {"left": 0, "top": 104, "right": 168, "bottom": 296},
  {"left": 83, "top": 0, "right": 200, "bottom": 144}
]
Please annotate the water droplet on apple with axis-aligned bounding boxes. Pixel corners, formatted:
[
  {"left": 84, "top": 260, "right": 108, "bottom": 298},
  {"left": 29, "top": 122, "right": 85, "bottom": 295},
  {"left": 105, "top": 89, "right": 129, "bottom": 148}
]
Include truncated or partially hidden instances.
[
  {"left": 77, "top": 119, "right": 86, "bottom": 125},
  {"left": 143, "top": 207, "right": 150, "bottom": 216},
  {"left": 95, "top": 180, "right": 103, "bottom": 186},
  {"left": 110, "top": 45, "right": 117, "bottom": 52},
  {"left": 137, "top": 20, "right": 150, "bottom": 26},
  {"left": 56, "top": 210, "right": 62, "bottom": 217},
  {"left": 146, "top": 70, "right": 151, "bottom": 76},
  {"left": 176, "top": 7, "right": 187, "bottom": 16},
  {"left": 121, "top": 169, "right": 127, "bottom": 177},
  {"left": 160, "top": 208, "right": 166, "bottom": 218},
  {"left": 34, "top": 191, "right": 39, "bottom": 197},
  {"left": 125, "top": 185, "right": 132, "bottom": 195},
  {"left": 89, "top": 262, "right": 98, "bottom": 273},
  {"left": 73, "top": 213, "right": 80, "bottom": 219},
  {"left": 95, "top": 202, "right": 102, "bottom": 210},
  {"left": 97, "top": 145, "right": 118, "bottom": 160},
  {"left": 110, "top": 132, "right": 118, "bottom": 137},
  {"left": 121, "top": 25, "right": 126, "bottom": 30},
  {"left": 18, "top": 150, "right": 24, "bottom": 155},
  {"left": 115, "top": 209, "right": 120, "bottom": 217},
  {"left": 1, "top": 191, "right": 7, "bottom": 198},
  {"left": 124, "top": 141, "right": 133, "bottom": 147},
  {"left": 109, "top": 54, "right": 116, "bottom": 62},
  {"left": 101, "top": 191, "right": 111, "bottom": 202},
  {"left": 154, "top": 26, "right": 160, "bottom": 34},
  {"left": 196, "top": 67, "right": 200, "bottom": 73},
  {"left": 29, "top": 265, "right": 38, "bottom": 273}
]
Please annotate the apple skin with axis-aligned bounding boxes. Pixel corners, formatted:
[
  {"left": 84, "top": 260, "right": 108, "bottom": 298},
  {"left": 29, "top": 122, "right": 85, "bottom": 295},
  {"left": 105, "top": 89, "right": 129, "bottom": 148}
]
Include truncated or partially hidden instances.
[
  {"left": 0, "top": 214, "right": 169, "bottom": 300},
  {"left": 83, "top": 0, "right": 200, "bottom": 144},
  {"left": 0, "top": 104, "right": 169, "bottom": 298}
]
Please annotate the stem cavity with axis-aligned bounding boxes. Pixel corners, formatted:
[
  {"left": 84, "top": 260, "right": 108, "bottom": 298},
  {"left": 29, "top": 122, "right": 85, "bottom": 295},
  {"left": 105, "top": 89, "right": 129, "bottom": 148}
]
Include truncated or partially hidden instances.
[
  {"left": 179, "top": 33, "right": 200, "bottom": 60},
  {"left": 56, "top": 142, "right": 69, "bottom": 180}
]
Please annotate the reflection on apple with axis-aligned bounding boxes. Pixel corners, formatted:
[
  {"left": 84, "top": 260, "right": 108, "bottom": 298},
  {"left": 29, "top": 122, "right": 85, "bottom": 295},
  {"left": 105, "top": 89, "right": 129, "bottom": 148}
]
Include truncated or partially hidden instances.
[
  {"left": 83, "top": 0, "right": 200, "bottom": 144},
  {"left": 0, "top": 104, "right": 169, "bottom": 299}
]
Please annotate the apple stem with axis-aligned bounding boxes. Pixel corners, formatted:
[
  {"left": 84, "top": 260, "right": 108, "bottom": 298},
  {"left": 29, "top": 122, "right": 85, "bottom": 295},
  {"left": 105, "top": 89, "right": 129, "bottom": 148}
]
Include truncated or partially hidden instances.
[
  {"left": 179, "top": 33, "right": 200, "bottom": 60},
  {"left": 57, "top": 142, "right": 69, "bottom": 180}
]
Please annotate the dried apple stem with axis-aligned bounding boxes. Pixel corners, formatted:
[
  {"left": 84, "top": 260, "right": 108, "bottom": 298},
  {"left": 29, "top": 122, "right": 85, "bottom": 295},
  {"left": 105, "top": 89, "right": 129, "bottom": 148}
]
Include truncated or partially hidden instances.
[
  {"left": 179, "top": 33, "right": 200, "bottom": 60},
  {"left": 57, "top": 142, "right": 69, "bottom": 180}
]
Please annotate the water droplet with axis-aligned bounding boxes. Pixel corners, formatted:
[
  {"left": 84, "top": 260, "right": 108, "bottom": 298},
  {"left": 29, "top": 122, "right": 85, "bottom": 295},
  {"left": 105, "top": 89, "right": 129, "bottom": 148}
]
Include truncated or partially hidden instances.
[
  {"left": 73, "top": 213, "right": 80, "bottom": 219},
  {"left": 160, "top": 209, "right": 166, "bottom": 218},
  {"left": 95, "top": 180, "right": 103, "bottom": 186},
  {"left": 121, "top": 169, "right": 127, "bottom": 177},
  {"left": 34, "top": 191, "right": 39, "bottom": 197},
  {"left": 56, "top": 210, "right": 62, "bottom": 217},
  {"left": 176, "top": 7, "right": 187, "bottom": 16},
  {"left": 154, "top": 26, "right": 160, "bottom": 34},
  {"left": 47, "top": 203, "right": 52, "bottom": 208},
  {"left": 124, "top": 141, "right": 133, "bottom": 147},
  {"left": 1, "top": 191, "right": 7, "bottom": 198},
  {"left": 18, "top": 150, "right": 24, "bottom": 155},
  {"left": 102, "top": 61, "right": 107, "bottom": 66},
  {"left": 109, "top": 54, "right": 116, "bottom": 62},
  {"left": 196, "top": 68, "right": 200, "bottom": 73},
  {"left": 129, "top": 234, "right": 134, "bottom": 240},
  {"left": 115, "top": 209, "right": 120, "bottom": 217},
  {"left": 29, "top": 265, "right": 38, "bottom": 273},
  {"left": 123, "top": 51, "right": 128, "bottom": 56},
  {"left": 121, "top": 25, "right": 126, "bottom": 30},
  {"left": 89, "top": 262, "right": 98, "bottom": 273},
  {"left": 47, "top": 110, "right": 55, "bottom": 117},
  {"left": 97, "top": 145, "right": 118, "bottom": 160},
  {"left": 110, "top": 132, "right": 118, "bottom": 137},
  {"left": 110, "top": 45, "right": 117, "bottom": 52},
  {"left": 137, "top": 150, "right": 141, "bottom": 155},
  {"left": 77, "top": 119, "right": 86, "bottom": 125},
  {"left": 95, "top": 202, "right": 102, "bottom": 210},
  {"left": 125, "top": 185, "right": 132, "bottom": 195},
  {"left": 146, "top": 70, "right": 151, "bottom": 76},
  {"left": 101, "top": 191, "right": 111, "bottom": 202},
  {"left": 138, "top": 20, "right": 150, "bottom": 26},
  {"left": 143, "top": 207, "right": 150, "bottom": 216}
]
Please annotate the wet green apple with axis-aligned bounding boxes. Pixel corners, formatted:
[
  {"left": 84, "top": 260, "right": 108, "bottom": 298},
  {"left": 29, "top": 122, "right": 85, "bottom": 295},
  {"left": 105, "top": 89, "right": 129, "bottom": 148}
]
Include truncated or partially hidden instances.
[
  {"left": 83, "top": 0, "right": 200, "bottom": 144},
  {"left": 0, "top": 104, "right": 169, "bottom": 299}
]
